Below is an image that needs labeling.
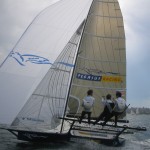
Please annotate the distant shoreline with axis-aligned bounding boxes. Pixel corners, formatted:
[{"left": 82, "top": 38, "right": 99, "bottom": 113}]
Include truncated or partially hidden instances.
[{"left": 127, "top": 107, "right": 150, "bottom": 115}]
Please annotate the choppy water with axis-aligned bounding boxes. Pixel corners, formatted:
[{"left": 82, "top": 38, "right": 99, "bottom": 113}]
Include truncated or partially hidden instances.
[{"left": 0, "top": 114, "right": 150, "bottom": 150}]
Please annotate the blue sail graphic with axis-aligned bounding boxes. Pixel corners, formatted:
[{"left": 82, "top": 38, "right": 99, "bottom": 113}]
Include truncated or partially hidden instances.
[
  {"left": 9, "top": 52, "right": 52, "bottom": 66},
  {"left": 9, "top": 52, "right": 74, "bottom": 68}
]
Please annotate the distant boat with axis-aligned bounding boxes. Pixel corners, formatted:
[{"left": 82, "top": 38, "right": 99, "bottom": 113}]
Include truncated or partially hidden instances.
[{"left": 1, "top": 0, "right": 146, "bottom": 146}]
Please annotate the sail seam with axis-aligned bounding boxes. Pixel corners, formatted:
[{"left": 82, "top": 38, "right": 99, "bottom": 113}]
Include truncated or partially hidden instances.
[
  {"left": 32, "top": 94, "right": 66, "bottom": 100},
  {"left": 72, "top": 84, "right": 126, "bottom": 90},
  {"left": 84, "top": 32, "right": 125, "bottom": 39},
  {"left": 50, "top": 68, "right": 71, "bottom": 73},
  {"left": 97, "top": 0, "right": 118, "bottom": 4},
  {"left": 89, "top": 13, "right": 122, "bottom": 19},
  {"left": 78, "top": 55, "right": 126, "bottom": 63}
]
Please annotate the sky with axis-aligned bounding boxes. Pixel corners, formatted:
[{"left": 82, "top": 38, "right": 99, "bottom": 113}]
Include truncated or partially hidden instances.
[
  {"left": 0, "top": 0, "right": 150, "bottom": 123},
  {"left": 119, "top": 0, "right": 150, "bottom": 107}
]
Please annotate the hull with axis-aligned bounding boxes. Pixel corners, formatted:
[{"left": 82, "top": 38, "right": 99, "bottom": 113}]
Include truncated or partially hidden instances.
[
  {"left": 9, "top": 129, "right": 123, "bottom": 146},
  {"left": 8, "top": 129, "right": 70, "bottom": 142},
  {"left": 4, "top": 124, "right": 127, "bottom": 146}
]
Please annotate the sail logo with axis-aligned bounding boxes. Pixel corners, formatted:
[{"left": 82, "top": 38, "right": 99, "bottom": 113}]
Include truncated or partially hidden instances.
[
  {"left": 9, "top": 51, "right": 74, "bottom": 67},
  {"left": 9, "top": 51, "right": 52, "bottom": 66},
  {"left": 77, "top": 73, "right": 102, "bottom": 81},
  {"left": 77, "top": 73, "right": 123, "bottom": 83},
  {"left": 101, "top": 75, "right": 123, "bottom": 83},
  {"left": 22, "top": 117, "right": 44, "bottom": 123}
]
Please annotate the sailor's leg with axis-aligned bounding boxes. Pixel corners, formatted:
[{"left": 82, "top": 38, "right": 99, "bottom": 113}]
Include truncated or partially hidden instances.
[
  {"left": 102, "top": 113, "right": 114, "bottom": 126},
  {"left": 79, "top": 111, "right": 86, "bottom": 124},
  {"left": 88, "top": 112, "right": 91, "bottom": 124},
  {"left": 114, "top": 112, "right": 121, "bottom": 127},
  {"left": 115, "top": 115, "right": 118, "bottom": 127},
  {"left": 93, "top": 111, "right": 105, "bottom": 125}
]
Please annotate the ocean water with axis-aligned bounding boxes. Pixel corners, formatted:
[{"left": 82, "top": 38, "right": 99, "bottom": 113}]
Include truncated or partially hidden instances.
[{"left": 0, "top": 114, "right": 150, "bottom": 150}]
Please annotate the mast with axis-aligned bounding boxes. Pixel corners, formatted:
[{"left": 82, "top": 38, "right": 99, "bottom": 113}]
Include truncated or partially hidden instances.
[{"left": 60, "top": 20, "right": 87, "bottom": 133}]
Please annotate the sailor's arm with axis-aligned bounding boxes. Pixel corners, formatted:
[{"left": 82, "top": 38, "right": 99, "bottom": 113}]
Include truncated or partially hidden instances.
[{"left": 101, "top": 96, "right": 106, "bottom": 105}]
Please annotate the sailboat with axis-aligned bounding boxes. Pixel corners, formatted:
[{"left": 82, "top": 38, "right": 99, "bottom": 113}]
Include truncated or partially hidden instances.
[{"left": 1, "top": 0, "right": 146, "bottom": 145}]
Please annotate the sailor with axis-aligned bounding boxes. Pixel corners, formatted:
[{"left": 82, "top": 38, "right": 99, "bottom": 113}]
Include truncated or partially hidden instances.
[
  {"left": 79, "top": 89, "right": 95, "bottom": 124},
  {"left": 93, "top": 94, "right": 114, "bottom": 125},
  {"left": 101, "top": 91, "right": 126, "bottom": 126}
]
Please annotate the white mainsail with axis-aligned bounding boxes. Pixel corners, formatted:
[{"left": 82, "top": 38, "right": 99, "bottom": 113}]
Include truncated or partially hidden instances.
[
  {"left": 67, "top": 0, "right": 126, "bottom": 117},
  {"left": 0, "top": 0, "right": 93, "bottom": 123}
]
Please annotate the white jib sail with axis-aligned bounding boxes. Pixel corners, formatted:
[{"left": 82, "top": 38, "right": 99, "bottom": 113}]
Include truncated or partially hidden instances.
[
  {"left": 0, "top": 0, "right": 93, "bottom": 123},
  {"left": 11, "top": 21, "right": 85, "bottom": 133}
]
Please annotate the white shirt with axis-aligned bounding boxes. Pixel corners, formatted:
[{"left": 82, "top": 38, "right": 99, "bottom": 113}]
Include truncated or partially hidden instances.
[
  {"left": 114, "top": 97, "right": 126, "bottom": 112},
  {"left": 82, "top": 96, "right": 95, "bottom": 112},
  {"left": 101, "top": 97, "right": 114, "bottom": 105}
]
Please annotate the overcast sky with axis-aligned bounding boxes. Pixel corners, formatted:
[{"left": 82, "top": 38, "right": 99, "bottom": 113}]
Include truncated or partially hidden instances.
[
  {"left": 0, "top": 0, "right": 150, "bottom": 123},
  {"left": 119, "top": 0, "right": 150, "bottom": 107}
]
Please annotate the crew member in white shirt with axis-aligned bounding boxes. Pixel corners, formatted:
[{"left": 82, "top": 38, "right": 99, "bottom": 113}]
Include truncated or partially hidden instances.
[
  {"left": 101, "top": 91, "right": 126, "bottom": 126},
  {"left": 79, "top": 89, "right": 95, "bottom": 124}
]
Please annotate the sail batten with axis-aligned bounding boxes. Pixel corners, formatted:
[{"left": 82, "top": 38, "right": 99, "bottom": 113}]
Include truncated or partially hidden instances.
[
  {"left": 32, "top": 94, "right": 66, "bottom": 100},
  {"left": 89, "top": 13, "right": 122, "bottom": 19},
  {"left": 84, "top": 32, "right": 125, "bottom": 39},
  {"left": 97, "top": 0, "right": 118, "bottom": 4},
  {"left": 78, "top": 56, "right": 125, "bottom": 63},
  {"left": 72, "top": 83, "right": 125, "bottom": 90}
]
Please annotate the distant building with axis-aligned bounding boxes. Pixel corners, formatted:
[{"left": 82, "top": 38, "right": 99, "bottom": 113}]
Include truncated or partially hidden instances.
[{"left": 127, "top": 107, "right": 150, "bottom": 115}]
